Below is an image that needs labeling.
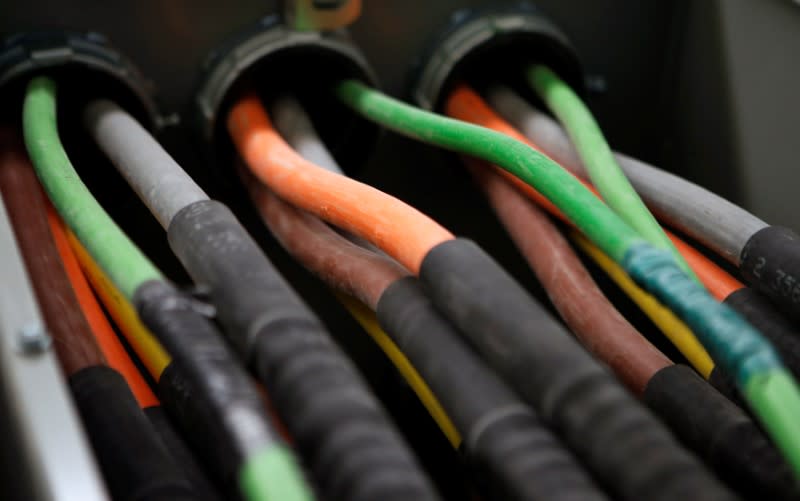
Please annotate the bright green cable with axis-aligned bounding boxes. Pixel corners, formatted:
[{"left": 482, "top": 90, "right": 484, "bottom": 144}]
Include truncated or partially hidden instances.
[
  {"left": 22, "top": 76, "right": 162, "bottom": 299},
  {"left": 24, "top": 77, "right": 313, "bottom": 501},
  {"left": 335, "top": 79, "right": 643, "bottom": 263},
  {"left": 334, "top": 79, "right": 800, "bottom": 477},
  {"left": 526, "top": 65, "right": 696, "bottom": 280}
]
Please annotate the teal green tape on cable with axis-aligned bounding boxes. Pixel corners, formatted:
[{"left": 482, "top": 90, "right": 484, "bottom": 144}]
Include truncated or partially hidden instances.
[
  {"left": 526, "top": 64, "right": 696, "bottom": 280},
  {"left": 23, "top": 76, "right": 313, "bottom": 501},
  {"left": 334, "top": 78, "right": 800, "bottom": 478}
]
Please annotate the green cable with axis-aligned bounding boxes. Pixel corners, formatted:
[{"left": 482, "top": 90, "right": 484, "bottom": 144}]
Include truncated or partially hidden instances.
[
  {"left": 526, "top": 65, "right": 696, "bottom": 280},
  {"left": 334, "top": 78, "right": 800, "bottom": 477},
  {"left": 335, "top": 79, "right": 642, "bottom": 263},
  {"left": 22, "top": 76, "right": 162, "bottom": 299},
  {"left": 23, "top": 76, "right": 313, "bottom": 501}
]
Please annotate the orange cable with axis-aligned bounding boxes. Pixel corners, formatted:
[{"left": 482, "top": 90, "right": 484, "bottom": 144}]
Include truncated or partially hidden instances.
[
  {"left": 47, "top": 202, "right": 159, "bottom": 408},
  {"left": 227, "top": 91, "right": 454, "bottom": 274},
  {"left": 445, "top": 85, "right": 742, "bottom": 301}
]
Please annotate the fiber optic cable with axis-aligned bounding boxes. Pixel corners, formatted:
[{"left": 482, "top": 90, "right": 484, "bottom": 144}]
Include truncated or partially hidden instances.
[
  {"left": 487, "top": 85, "right": 800, "bottom": 320},
  {"left": 50, "top": 206, "right": 223, "bottom": 500},
  {"left": 230, "top": 93, "right": 735, "bottom": 501},
  {"left": 22, "top": 76, "right": 309, "bottom": 501},
  {"left": 527, "top": 65, "right": 694, "bottom": 278},
  {"left": 246, "top": 177, "right": 610, "bottom": 501},
  {"left": 470, "top": 158, "right": 797, "bottom": 498},
  {"left": 0, "top": 127, "right": 199, "bottom": 500},
  {"left": 332, "top": 77, "right": 800, "bottom": 478},
  {"left": 473, "top": 85, "right": 800, "bottom": 383},
  {"left": 83, "top": 97, "right": 438, "bottom": 501}
]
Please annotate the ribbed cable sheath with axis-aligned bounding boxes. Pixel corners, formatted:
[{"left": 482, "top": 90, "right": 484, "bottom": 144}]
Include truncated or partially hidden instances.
[
  {"left": 248, "top": 170, "right": 608, "bottom": 500},
  {"left": 87, "top": 96, "right": 424, "bottom": 501},
  {"left": 486, "top": 85, "right": 767, "bottom": 264},
  {"left": 167, "top": 199, "right": 439, "bottom": 501}
]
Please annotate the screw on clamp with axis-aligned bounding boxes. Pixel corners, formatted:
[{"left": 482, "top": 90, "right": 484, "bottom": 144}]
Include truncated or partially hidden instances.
[{"left": 17, "top": 323, "right": 51, "bottom": 355}]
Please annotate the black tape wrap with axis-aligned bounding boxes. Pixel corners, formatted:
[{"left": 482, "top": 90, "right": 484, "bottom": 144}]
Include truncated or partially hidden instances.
[
  {"left": 725, "top": 287, "right": 800, "bottom": 379},
  {"left": 68, "top": 365, "right": 197, "bottom": 501},
  {"left": 419, "top": 239, "right": 735, "bottom": 501},
  {"left": 740, "top": 226, "right": 800, "bottom": 319},
  {"left": 707, "top": 366, "right": 744, "bottom": 408},
  {"left": 166, "top": 200, "right": 438, "bottom": 501},
  {"left": 377, "top": 277, "right": 607, "bottom": 501},
  {"left": 143, "top": 406, "right": 223, "bottom": 500},
  {"left": 643, "top": 364, "right": 798, "bottom": 499},
  {"left": 133, "top": 280, "right": 282, "bottom": 485}
]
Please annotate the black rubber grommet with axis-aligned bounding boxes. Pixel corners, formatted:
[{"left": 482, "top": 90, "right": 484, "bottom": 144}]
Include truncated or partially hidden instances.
[
  {"left": 195, "top": 15, "right": 380, "bottom": 175},
  {"left": 411, "top": 2, "right": 583, "bottom": 112},
  {"left": 0, "top": 30, "right": 159, "bottom": 128}
]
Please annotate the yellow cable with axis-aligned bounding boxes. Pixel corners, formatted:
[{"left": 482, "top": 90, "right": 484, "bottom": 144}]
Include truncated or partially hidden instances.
[
  {"left": 571, "top": 231, "right": 715, "bottom": 378},
  {"left": 337, "top": 293, "right": 462, "bottom": 448},
  {"left": 66, "top": 229, "right": 171, "bottom": 379}
]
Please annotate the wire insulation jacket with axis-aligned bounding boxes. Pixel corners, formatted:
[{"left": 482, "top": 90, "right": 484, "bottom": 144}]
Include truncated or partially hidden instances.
[
  {"left": 445, "top": 85, "right": 738, "bottom": 301},
  {"left": 23, "top": 77, "right": 161, "bottom": 299},
  {"left": 166, "top": 200, "right": 439, "bottom": 501},
  {"left": 486, "top": 85, "right": 767, "bottom": 264},
  {"left": 378, "top": 277, "right": 609, "bottom": 501},
  {"left": 69, "top": 365, "right": 197, "bottom": 501},
  {"left": 469, "top": 160, "right": 672, "bottom": 393},
  {"left": 144, "top": 406, "right": 223, "bottom": 501},
  {"left": 244, "top": 174, "right": 408, "bottom": 310},
  {"left": 48, "top": 204, "right": 159, "bottom": 407},
  {"left": 526, "top": 65, "right": 692, "bottom": 277},
  {"left": 66, "top": 231, "right": 171, "bottom": 379},
  {"left": 570, "top": 231, "right": 713, "bottom": 378},
  {"left": 724, "top": 287, "right": 800, "bottom": 380},
  {"left": 419, "top": 238, "right": 735, "bottom": 501},
  {"left": 741, "top": 226, "right": 800, "bottom": 319},
  {"left": 84, "top": 100, "right": 208, "bottom": 229},
  {"left": 228, "top": 91, "right": 454, "bottom": 274},
  {"left": 340, "top": 295, "right": 461, "bottom": 448},
  {"left": 0, "top": 135, "right": 105, "bottom": 374},
  {"left": 133, "top": 280, "right": 309, "bottom": 501},
  {"left": 643, "top": 364, "right": 798, "bottom": 500}
]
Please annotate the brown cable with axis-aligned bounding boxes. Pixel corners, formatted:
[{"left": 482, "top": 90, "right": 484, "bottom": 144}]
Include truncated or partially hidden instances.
[
  {"left": 0, "top": 127, "right": 105, "bottom": 374},
  {"left": 240, "top": 164, "right": 409, "bottom": 310},
  {"left": 468, "top": 158, "right": 671, "bottom": 395}
]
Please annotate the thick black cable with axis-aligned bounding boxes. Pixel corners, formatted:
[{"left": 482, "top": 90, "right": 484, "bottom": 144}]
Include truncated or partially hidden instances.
[
  {"left": 69, "top": 365, "right": 197, "bottom": 501},
  {"left": 166, "top": 200, "right": 439, "bottom": 501},
  {"left": 377, "top": 277, "right": 608, "bottom": 501},
  {"left": 419, "top": 238, "right": 736, "bottom": 501}
]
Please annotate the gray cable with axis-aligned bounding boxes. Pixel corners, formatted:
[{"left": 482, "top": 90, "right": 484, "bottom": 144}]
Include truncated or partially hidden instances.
[
  {"left": 271, "top": 96, "right": 344, "bottom": 175},
  {"left": 84, "top": 100, "right": 208, "bottom": 229},
  {"left": 486, "top": 85, "right": 768, "bottom": 265}
]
